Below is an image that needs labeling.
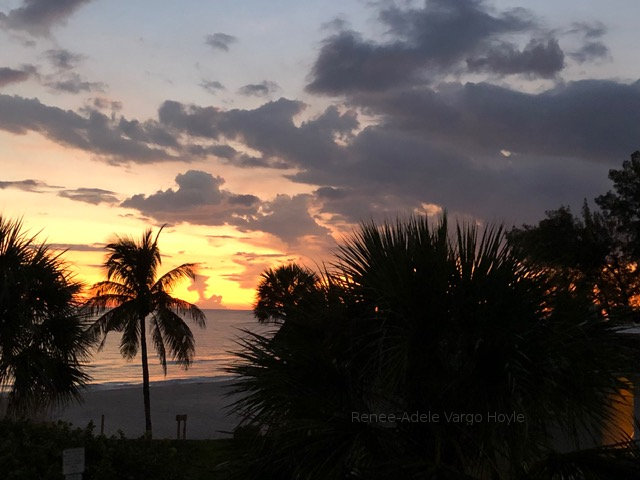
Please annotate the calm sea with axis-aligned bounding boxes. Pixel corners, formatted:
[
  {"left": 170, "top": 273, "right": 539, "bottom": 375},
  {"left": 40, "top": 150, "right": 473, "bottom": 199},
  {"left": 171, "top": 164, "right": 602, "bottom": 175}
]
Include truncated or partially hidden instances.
[{"left": 86, "top": 309, "right": 271, "bottom": 389}]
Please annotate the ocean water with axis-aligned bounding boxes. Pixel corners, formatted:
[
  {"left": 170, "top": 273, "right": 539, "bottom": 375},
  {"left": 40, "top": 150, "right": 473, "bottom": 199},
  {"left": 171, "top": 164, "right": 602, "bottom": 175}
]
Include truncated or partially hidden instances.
[{"left": 85, "top": 309, "right": 272, "bottom": 389}]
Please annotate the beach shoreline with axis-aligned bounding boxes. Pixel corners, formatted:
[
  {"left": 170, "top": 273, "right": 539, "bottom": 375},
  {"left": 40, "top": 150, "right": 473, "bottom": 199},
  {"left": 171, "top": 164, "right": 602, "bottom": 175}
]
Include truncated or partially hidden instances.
[{"left": 46, "top": 378, "right": 242, "bottom": 440}]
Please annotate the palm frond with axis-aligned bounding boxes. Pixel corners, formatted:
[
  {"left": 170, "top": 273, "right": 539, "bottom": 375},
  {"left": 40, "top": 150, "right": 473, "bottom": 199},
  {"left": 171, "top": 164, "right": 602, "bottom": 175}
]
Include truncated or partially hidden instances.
[
  {"left": 86, "top": 300, "right": 138, "bottom": 350},
  {"left": 151, "top": 314, "right": 168, "bottom": 374},
  {"left": 89, "top": 280, "right": 135, "bottom": 297},
  {"left": 152, "top": 262, "right": 198, "bottom": 293},
  {"left": 156, "top": 292, "right": 206, "bottom": 328},
  {"left": 119, "top": 314, "right": 141, "bottom": 359},
  {"left": 154, "top": 306, "right": 196, "bottom": 367}
]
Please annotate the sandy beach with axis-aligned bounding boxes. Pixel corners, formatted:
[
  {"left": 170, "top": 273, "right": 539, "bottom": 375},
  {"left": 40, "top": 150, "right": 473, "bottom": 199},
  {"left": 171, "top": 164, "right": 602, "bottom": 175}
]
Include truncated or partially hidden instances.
[{"left": 47, "top": 379, "right": 241, "bottom": 440}]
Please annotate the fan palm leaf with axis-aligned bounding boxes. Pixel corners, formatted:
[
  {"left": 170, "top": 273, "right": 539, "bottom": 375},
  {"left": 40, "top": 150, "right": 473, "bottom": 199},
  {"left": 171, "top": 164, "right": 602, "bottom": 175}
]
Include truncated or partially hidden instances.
[{"left": 0, "top": 215, "right": 91, "bottom": 416}]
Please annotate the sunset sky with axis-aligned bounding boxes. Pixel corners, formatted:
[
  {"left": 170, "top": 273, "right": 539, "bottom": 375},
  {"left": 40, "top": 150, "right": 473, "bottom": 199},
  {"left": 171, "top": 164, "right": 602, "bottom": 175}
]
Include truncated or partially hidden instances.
[{"left": 1, "top": 0, "right": 639, "bottom": 308}]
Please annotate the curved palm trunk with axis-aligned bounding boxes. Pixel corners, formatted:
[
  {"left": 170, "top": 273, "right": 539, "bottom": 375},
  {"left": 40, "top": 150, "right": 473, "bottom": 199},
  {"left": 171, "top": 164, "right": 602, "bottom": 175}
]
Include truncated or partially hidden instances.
[{"left": 139, "top": 315, "right": 152, "bottom": 438}]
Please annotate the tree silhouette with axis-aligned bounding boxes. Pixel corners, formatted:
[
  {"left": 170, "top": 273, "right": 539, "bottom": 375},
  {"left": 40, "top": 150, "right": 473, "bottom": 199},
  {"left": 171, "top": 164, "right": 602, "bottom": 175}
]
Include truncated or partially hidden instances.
[
  {"left": 85, "top": 226, "right": 205, "bottom": 438},
  {"left": 0, "top": 216, "right": 90, "bottom": 416},
  {"left": 254, "top": 263, "right": 320, "bottom": 324},
  {"left": 228, "top": 215, "right": 640, "bottom": 479},
  {"left": 597, "top": 151, "right": 640, "bottom": 261}
]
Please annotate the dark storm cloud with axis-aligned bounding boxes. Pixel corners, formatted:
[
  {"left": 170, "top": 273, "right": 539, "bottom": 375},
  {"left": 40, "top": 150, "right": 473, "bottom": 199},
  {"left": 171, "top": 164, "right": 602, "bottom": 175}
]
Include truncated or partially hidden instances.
[
  {"left": 238, "top": 81, "right": 280, "bottom": 97},
  {"left": 0, "top": 0, "right": 92, "bottom": 35},
  {"left": 205, "top": 33, "right": 237, "bottom": 52},
  {"left": 351, "top": 80, "right": 640, "bottom": 162},
  {"left": 284, "top": 78, "right": 640, "bottom": 223},
  {"left": 45, "top": 48, "right": 84, "bottom": 70},
  {"left": 0, "top": 66, "right": 35, "bottom": 87},
  {"left": 296, "top": 125, "right": 611, "bottom": 225},
  {"left": 466, "top": 38, "right": 564, "bottom": 78},
  {"left": 307, "top": 0, "right": 543, "bottom": 94},
  {"left": 200, "top": 80, "right": 225, "bottom": 94},
  {"left": 0, "top": 94, "right": 176, "bottom": 163},
  {"left": 58, "top": 187, "right": 119, "bottom": 204}
]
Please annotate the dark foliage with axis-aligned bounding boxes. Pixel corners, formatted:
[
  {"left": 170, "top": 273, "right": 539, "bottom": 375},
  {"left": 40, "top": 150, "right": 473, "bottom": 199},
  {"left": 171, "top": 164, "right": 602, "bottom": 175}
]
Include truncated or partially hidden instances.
[
  {"left": 226, "top": 216, "right": 640, "bottom": 479},
  {"left": 507, "top": 202, "right": 639, "bottom": 320},
  {"left": 0, "top": 216, "right": 91, "bottom": 416},
  {"left": 597, "top": 151, "right": 640, "bottom": 261},
  {"left": 0, "top": 418, "right": 230, "bottom": 480}
]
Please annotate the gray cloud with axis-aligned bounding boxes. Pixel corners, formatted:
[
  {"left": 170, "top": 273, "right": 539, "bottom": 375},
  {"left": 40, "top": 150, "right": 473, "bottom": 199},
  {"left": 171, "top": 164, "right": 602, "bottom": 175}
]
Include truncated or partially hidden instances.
[
  {"left": 565, "top": 21, "right": 609, "bottom": 64},
  {"left": 121, "top": 170, "right": 331, "bottom": 244},
  {"left": 44, "top": 72, "right": 105, "bottom": 93},
  {"left": 151, "top": 78, "right": 640, "bottom": 224},
  {"left": 0, "top": 65, "right": 35, "bottom": 87},
  {"left": 121, "top": 170, "right": 260, "bottom": 226},
  {"left": 90, "top": 97, "right": 122, "bottom": 111},
  {"left": 205, "top": 33, "right": 237, "bottom": 52},
  {"left": 287, "top": 79, "right": 640, "bottom": 223},
  {"left": 568, "top": 21, "right": 606, "bottom": 39},
  {"left": 307, "top": 0, "right": 542, "bottom": 94},
  {"left": 570, "top": 42, "right": 609, "bottom": 64},
  {"left": 238, "top": 194, "right": 331, "bottom": 245},
  {"left": 466, "top": 38, "right": 564, "bottom": 78},
  {"left": 158, "top": 99, "right": 358, "bottom": 171},
  {"left": 45, "top": 48, "right": 84, "bottom": 70},
  {"left": 0, "top": 94, "right": 177, "bottom": 163},
  {"left": 351, "top": 80, "right": 640, "bottom": 162},
  {"left": 58, "top": 187, "right": 119, "bottom": 204},
  {"left": 0, "top": 178, "right": 59, "bottom": 192},
  {"left": 238, "top": 81, "right": 280, "bottom": 97},
  {"left": 2, "top": 66, "right": 637, "bottom": 231},
  {"left": 200, "top": 80, "right": 225, "bottom": 94},
  {"left": 48, "top": 242, "right": 106, "bottom": 252},
  {"left": 0, "top": 0, "right": 92, "bottom": 35}
]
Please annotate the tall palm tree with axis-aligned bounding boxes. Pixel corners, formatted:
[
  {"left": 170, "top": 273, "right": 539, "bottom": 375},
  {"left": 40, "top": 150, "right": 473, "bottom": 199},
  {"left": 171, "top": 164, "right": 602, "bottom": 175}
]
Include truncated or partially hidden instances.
[
  {"left": 0, "top": 216, "right": 90, "bottom": 416},
  {"left": 85, "top": 226, "right": 205, "bottom": 438}
]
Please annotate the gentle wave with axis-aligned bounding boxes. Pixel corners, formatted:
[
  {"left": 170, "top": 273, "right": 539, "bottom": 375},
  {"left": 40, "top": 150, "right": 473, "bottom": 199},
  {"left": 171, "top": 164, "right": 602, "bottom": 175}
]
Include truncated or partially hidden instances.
[
  {"left": 84, "top": 375, "right": 237, "bottom": 391},
  {"left": 86, "top": 309, "right": 269, "bottom": 388}
]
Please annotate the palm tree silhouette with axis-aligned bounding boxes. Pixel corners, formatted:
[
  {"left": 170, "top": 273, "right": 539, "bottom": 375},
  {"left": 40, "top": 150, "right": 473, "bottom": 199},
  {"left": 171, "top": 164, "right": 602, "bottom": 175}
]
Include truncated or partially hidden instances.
[
  {"left": 229, "top": 215, "right": 640, "bottom": 479},
  {"left": 85, "top": 226, "right": 205, "bottom": 438},
  {"left": 0, "top": 216, "right": 90, "bottom": 416},
  {"left": 254, "top": 263, "right": 319, "bottom": 324}
]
